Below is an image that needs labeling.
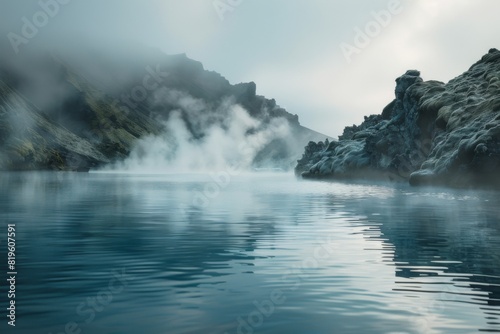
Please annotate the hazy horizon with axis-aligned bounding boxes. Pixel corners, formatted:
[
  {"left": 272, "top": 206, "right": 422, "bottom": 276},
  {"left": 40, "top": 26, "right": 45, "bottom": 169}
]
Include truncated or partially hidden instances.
[{"left": 1, "top": 0, "right": 499, "bottom": 137}]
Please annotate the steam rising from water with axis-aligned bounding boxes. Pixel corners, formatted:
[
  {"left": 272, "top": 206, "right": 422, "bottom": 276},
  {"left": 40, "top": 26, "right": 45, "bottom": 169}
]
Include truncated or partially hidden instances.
[
  {"left": 1, "top": 45, "right": 296, "bottom": 173},
  {"left": 106, "top": 93, "right": 291, "bottom": 173}
]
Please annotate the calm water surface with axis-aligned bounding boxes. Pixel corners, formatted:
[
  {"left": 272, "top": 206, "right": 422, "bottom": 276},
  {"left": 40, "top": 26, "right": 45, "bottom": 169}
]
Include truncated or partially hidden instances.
[{"left": 1, "top": 172, "right": 500, "bottom": 334}]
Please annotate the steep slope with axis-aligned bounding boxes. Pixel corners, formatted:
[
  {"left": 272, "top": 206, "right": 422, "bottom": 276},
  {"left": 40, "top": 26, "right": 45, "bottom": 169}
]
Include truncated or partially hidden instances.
[
  {"left": 296, "top": 48, "right": 500, "bottom": 188},
  {"left": 0, "top": 78, "right": 109, "bottom": 170},
  {"left": 0, "top": 50, "right": 328, "bottom": 171}
]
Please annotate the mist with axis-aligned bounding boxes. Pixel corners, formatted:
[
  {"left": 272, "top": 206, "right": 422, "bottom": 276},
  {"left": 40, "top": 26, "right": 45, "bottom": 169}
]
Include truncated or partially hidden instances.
[
  {"left": 3, "top": 0, "right": 500, "bottom": 137},
  {"left": 1, "top": 0, "right": 318, "bottom": 172},
  {"left": 106, "top": 92, "right": 292, "bottom": 173}
]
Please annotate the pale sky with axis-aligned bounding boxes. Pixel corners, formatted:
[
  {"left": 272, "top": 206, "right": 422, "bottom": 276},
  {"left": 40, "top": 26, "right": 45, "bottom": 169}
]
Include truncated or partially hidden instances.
[{"left": 1, "top": 0, "right": 499, "bottom": 137}]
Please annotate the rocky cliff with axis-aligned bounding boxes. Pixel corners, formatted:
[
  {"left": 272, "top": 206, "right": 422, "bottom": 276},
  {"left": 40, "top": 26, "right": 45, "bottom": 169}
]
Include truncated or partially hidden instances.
[
  {"left": 0, "top": 50, "right": 327, "bottom": 171},
  {"left": 296, "top": 48, "right": 500, "bottom": 188}
]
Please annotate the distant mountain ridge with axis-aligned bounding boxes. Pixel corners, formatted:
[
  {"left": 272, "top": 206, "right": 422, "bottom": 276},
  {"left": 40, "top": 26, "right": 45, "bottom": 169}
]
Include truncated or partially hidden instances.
[{"left": 0, "top": 48, "right": 328, "bottom": 171}]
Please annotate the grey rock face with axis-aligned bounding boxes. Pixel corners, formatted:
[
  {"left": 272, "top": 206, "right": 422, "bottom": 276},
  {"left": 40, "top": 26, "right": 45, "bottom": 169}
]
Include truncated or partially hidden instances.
[
  {"left": 0, "top": 51, "right": 327, "bottom": 171},
  {"left": 296, "top": 48, "right": 500, "bottom": 188}
]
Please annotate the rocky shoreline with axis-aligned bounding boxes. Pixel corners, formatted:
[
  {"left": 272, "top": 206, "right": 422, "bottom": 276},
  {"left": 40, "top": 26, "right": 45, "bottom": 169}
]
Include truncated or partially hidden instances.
[{"left": 296, "top": 48, "right": 500, "bottom": 189}]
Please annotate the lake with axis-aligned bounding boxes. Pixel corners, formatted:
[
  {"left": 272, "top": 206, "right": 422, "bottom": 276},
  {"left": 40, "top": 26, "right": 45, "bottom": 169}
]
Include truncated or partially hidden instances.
[{"left": 1, "top": 172, "right": 500, "bottom": 334}]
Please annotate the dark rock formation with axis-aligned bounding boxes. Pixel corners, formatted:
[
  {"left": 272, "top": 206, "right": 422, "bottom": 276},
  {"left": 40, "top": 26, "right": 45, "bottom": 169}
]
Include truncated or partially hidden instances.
[
  {"left": 0, "top": 50, "right": 327, "bottom": 171},
  {"left": 296, "top": 48, "right": 500, "bottom": 188}
]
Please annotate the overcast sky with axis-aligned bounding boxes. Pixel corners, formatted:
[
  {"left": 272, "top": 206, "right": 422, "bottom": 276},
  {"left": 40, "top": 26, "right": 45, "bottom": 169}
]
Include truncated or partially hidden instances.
[{"left": 1, "top": 0, "right": 499, "bottom": 137}]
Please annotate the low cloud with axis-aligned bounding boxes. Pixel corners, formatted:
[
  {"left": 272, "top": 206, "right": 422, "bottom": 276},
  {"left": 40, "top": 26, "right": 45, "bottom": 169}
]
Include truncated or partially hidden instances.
[{"left": 107, "top": 92, "right": 291, "bottom": 173}]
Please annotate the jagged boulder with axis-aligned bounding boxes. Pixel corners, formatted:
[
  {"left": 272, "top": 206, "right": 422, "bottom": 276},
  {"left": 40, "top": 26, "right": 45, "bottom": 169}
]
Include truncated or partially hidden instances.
[{"left": 296, "top": 48, "right": 500, "bottom": 188}]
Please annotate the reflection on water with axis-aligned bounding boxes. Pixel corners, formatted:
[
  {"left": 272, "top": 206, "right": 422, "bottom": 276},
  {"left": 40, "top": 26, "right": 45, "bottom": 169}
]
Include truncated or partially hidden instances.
[{"left": 0, "top": 172, "right": 499, "bottom": 334}]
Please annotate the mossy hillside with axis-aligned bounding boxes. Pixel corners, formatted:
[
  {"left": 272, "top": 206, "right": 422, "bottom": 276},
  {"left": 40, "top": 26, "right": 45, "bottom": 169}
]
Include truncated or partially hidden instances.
[{"left": 297, "top": 48, "right": 500, "bottom": 188}]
